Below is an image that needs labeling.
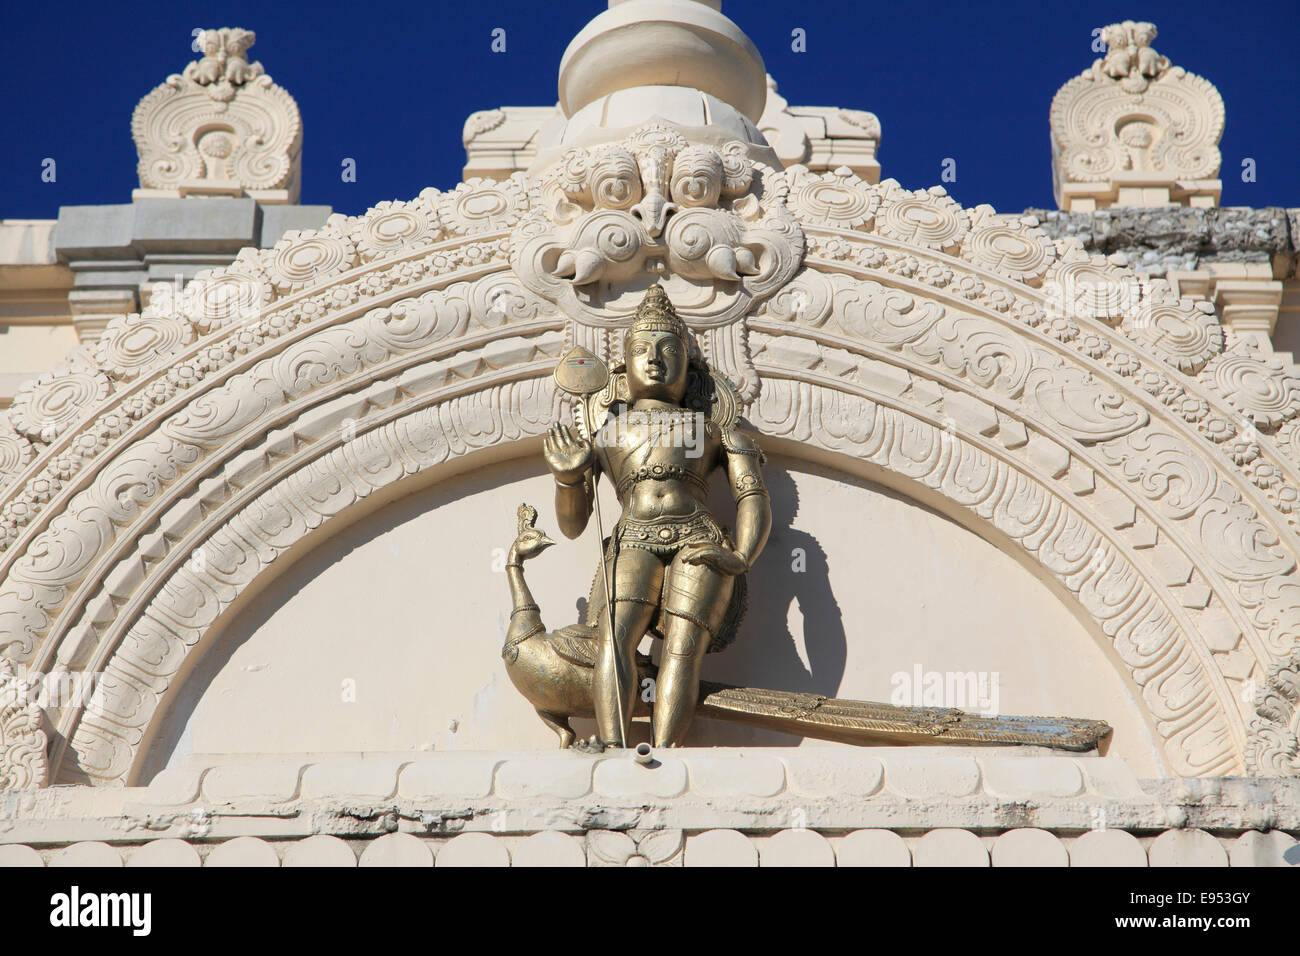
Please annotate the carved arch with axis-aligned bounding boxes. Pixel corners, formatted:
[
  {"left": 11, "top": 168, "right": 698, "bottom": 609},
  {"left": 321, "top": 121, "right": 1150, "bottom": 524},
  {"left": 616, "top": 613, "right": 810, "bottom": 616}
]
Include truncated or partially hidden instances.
[{"left": 2, "top": 169, "right": 1299, "bottom": 785}]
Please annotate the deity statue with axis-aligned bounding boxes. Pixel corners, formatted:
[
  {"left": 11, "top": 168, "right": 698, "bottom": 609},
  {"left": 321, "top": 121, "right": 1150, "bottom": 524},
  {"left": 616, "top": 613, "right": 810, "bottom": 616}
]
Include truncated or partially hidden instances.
[
  {"left": 500, "top": 285, "right": 1111, "bottom": 755},
  {"left": 544, "top": 284, "right": 771, "bottom": 748}
]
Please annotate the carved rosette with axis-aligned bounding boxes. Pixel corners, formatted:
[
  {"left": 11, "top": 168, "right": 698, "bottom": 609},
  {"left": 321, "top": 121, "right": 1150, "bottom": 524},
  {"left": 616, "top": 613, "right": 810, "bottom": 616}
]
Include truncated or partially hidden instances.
[
  {"left": 1049, "top": 21, "right": 1224, "bottom": 209},
  {"left": 95, "top": 313, "right": 196, "bottom": 380},
  {"left": 132, "top": 28, "right": 302, "bottom": 198},
  {"left": 441, "top": 175, "right": 531, "bottom": 235},
  {"left": 1204, "top": 353, "right": 1300, "bottom": 431},
  {"left": 9, "top": 366, "right": 113, "bottom": 443},
  {"left": 0, "top": 659, "right": 48, "bottom": 790}
]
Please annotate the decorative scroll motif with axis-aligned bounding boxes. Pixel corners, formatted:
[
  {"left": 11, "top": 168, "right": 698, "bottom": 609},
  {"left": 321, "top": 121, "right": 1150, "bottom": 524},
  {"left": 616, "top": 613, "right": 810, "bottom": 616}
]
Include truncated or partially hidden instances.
[
  {"left": 510, "top": 124, "right": 805, "bottom": 334},
  {"left": 1049, "top": 21, "right": 1224, "bottom": 208},
  {"left": 1246, "top": 649, "right": 1300, "bottom": 776},
  {"left": 132, "top": 28, "right": 302, "bottom": 198},
  {"left": 0, "top": 659, "right": 48, "bottom": 789}
]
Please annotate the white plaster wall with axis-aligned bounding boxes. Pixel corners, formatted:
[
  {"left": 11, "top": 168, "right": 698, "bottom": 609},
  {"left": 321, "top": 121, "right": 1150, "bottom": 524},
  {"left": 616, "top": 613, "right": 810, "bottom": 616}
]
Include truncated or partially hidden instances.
[{"left": 145, "top": 453, "right": 1165, "bottom": 779}]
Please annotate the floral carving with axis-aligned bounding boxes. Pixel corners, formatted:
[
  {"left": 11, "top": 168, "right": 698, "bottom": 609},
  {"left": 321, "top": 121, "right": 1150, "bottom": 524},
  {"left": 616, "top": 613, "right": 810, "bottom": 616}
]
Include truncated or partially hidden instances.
[
  {"left": 0, "top": 423, "right": 34, "bottom": 493},
  {"left": 784, "top": 166, "right": 880, "bottom": 229},
  {"left": 1246, "top": 649, "right": 1300, "bottom": 776},
  {"left": 350, "top": 197, "right": 443, "bottom": 261},
  {"left": 1204, "top": 353, "right": 1300, "bottom": 431},
  {"left": 266, "top": 231, "right": 358, "bottom": 292},
  {"left": 960, "top": 210, "right": 1056, "bottom": 285},
  {"left": 95, "top": 313, "right": 196, "bottom": 380},
  {"left": 0, "top": 659, "right": 48, "bottom": 790},
  {"left": 876, "top": 185, "right": 969, "bottom": 252},
  {"left": 9, "top": 366, "right": 113, "bottom": 443},
  {"left": 440, "top": 175, "right": 531, "bottom": 236},
  {"left": 1124, "top": 297, "right": 1223, "bottom": 375}
]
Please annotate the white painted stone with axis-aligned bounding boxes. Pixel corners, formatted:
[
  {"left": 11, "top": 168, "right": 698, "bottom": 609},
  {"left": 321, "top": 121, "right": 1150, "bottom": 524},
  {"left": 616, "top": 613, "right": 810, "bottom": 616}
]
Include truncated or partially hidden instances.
[
  {"left": 513, "top": 831, "right": 586, "bottom": 868},
  {"left": 1069, "top": 829, "right": 1148, "bottom": 867},
  {"left": 398, "top": 756, "right": 501, "bottom": 799},
  {"left": 586, "top": 830, "right": 639, "bottom": 867},
  {"left": 205, "top": 836, "right": 280, "bottom": 867},
  {"left": 1077, "top": 758, "right": 1149, "bottom": 800},
  {"left": 783, "top": 754, "right": 883, "bottom": 798},
  {"left": 49, "top": 842, "right": 123, "bottom": 867},
  {"left": 203, "top": 763, "right": 302, "bottom": 803},
  {"left": 685, "top": 753, "right": 785, "bottom": 797},
  {"left": 282, "top": 834, "right": 357, "bottom": 867},
  {"left": 358, "top": 832, "right": 432, "bottom": 867},
  {"left": 300, "top": 761, "right": 403, "bottom": 800},
  {"left": 436, "top": 832, "right": 510, "bottom": 868},
  {"left": 1229, "top": 830, "right": 1298, "bottom": 867},
  {"left": 991, "top": 828, "right": 1068, "bottom": 867},
  {"left": 884, "top": 756, "right": 981, "bottom": 799},
  {"left": 0, "top": 844, "right": 44, "bottom": 866},
  {"left": 1148, "top": 829, "right": 1228, "bottom": 867},
  {"left": 980, "top": 757, "right": 1083, "bottom": 800},
  {"left": 593, "top": 755, "right": 688, "bottom": 799},
  {"left": 127, "top": 839, "right": 201, "bottom": 867},
  {"left": 495, "top": 756, "right": 594, "bottom": 799},
  {"left": 836, "top": 829, "right": 911, "bottom": 867},
  {"left": 913, "top": 829, "right": 989, "bottom": 867},
  {"left": 761, "top": 829, "right": 835, "bottom": 867},
  {"left": 140, "top": 768, "right": 203, "bottom": 806},
  {"left": 685, "top": 829, "right": 758, "bottom": 867}
]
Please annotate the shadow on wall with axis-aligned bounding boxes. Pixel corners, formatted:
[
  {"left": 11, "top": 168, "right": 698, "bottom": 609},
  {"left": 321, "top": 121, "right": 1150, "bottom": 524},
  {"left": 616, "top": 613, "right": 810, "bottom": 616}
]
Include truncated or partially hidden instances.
[{"left": 686, "top": 461, "right": 850, "bottom": 747}]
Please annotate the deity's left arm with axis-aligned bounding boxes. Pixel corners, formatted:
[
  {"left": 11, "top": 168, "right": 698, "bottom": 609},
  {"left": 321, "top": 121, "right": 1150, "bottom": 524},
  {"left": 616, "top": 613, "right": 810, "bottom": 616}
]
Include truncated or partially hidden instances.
[{"left": 723, "top": 428, "right": 772, "bottom": 570}]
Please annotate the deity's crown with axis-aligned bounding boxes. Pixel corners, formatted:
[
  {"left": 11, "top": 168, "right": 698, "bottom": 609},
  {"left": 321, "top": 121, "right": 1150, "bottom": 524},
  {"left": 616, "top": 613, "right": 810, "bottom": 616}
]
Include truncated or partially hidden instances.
[{"left": 626, "top": 283, "right": 688, "bottom": 341}]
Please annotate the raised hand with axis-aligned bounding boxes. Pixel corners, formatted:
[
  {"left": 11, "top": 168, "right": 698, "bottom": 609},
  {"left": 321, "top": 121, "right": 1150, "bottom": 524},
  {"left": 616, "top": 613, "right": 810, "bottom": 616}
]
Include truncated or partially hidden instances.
[{"left": 543, "top": 423, "right": 594, "bottom": 485}]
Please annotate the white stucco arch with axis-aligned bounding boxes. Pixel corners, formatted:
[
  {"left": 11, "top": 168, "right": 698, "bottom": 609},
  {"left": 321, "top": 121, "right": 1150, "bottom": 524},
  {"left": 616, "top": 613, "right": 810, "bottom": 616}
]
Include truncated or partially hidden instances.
[{"left": 2, "top": 164, "right": 1299, "bottom": 787}]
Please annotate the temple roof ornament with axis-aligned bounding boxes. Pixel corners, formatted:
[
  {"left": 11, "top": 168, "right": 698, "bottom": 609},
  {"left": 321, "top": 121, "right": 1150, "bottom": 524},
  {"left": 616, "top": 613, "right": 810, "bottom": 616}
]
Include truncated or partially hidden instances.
[
  {"left": 1050, "top": 21, "right": 1224, "bottom": 211},
  {"left": 131, "top": 28, "right": 303, "bottom": 203}
]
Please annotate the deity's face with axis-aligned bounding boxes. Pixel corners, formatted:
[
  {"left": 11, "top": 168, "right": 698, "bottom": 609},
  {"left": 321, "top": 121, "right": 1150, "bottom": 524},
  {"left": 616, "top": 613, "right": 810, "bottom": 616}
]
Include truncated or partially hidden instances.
[{"left": 625, "top": 330, "right": 688, "bottom": 405}]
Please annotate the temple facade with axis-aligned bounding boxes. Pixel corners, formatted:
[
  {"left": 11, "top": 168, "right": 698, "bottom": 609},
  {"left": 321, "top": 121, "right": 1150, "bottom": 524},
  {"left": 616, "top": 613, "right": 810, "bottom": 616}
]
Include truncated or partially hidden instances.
[{"left": 1, "top": 3, "right": 1297, "bottom": 868}]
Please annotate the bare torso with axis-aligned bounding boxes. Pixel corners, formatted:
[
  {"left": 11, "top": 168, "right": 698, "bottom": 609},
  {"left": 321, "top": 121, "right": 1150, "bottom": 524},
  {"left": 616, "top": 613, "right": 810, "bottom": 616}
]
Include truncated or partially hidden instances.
[{"left": 594, "top": 406, "right": 722, "bottom": 520}]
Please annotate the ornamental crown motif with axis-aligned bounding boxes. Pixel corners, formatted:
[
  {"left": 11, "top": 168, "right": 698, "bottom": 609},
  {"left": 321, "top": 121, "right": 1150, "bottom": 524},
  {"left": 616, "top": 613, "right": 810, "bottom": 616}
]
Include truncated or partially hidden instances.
[
  {"left": 1097, "top": 21, "right": 1170, "bottom": 93},
  {"left": 627, "top": 283, "right": 688, "bottom": 340},
  {"left": 131, "top": 28, "right": 302, "bottom": 202},
  {"left": 186, "top": 28, "right": 264, "bottom": 98},
  {"left": 1050, "top": 21, "right": 1224, "bottom": 211}
]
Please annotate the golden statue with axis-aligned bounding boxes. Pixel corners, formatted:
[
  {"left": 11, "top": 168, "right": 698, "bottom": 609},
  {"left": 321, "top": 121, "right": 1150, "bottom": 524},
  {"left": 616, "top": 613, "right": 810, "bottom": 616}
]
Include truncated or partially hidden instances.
[{"left": 503, "top": 284, "right": 1112, "bottom": 754}]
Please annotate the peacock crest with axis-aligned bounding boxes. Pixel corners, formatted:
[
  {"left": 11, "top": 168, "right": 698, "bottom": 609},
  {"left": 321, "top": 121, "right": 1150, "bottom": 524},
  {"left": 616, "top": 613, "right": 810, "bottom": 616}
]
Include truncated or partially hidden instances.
[{"left": 517, "top": 503, "right": 538, "bottom": 534}]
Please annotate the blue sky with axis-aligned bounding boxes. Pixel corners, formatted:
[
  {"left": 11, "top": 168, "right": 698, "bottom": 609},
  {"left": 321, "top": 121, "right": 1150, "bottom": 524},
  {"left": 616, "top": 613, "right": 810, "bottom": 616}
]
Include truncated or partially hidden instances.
[{"left": 1, "top": 0, "right": 1295, "bottom": 220}]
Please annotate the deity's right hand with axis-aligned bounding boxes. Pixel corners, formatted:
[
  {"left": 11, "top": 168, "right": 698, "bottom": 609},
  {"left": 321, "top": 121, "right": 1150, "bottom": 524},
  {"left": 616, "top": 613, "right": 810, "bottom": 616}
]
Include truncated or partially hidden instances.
[{"left": 543, "top": 423, "right": 594, "bottom": 485}]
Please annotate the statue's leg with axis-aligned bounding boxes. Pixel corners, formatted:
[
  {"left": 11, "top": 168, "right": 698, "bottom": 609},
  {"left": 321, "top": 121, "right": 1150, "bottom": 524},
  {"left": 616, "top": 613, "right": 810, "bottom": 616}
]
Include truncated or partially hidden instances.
[
  {"left": 654, "top": 559, "right": 733, "bottom": 747},
  {"left": 595, "top": 547, "right": 663, "bottom": 747},
  {"left": 536, "top": 709, "right": 576, "bottom": 749}
]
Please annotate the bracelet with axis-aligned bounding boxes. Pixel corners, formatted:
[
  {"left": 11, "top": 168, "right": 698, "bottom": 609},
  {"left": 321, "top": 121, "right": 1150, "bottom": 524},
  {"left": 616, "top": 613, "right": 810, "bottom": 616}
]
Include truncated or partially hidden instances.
[{"left": 554, "top": 473, "right": 587, "bottom": 488}]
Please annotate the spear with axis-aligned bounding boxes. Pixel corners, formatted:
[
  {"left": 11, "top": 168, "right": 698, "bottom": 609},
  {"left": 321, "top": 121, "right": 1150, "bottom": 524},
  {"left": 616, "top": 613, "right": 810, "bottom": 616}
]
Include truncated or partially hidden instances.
[{"left": 552, "top": 346, "right": 627, "bottom": 747}]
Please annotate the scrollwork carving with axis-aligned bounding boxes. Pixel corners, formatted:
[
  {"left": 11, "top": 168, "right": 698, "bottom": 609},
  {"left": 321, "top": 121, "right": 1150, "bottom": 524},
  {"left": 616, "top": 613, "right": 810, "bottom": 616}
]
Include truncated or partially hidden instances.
[{"left": 0, "top": 659, "right": 48, "bottom": 790}]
